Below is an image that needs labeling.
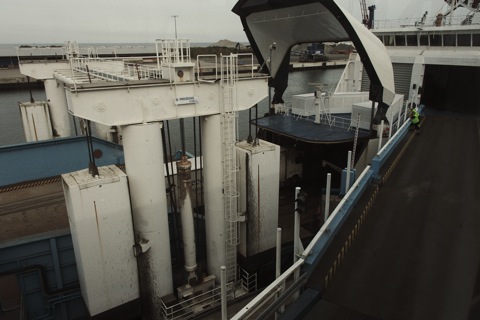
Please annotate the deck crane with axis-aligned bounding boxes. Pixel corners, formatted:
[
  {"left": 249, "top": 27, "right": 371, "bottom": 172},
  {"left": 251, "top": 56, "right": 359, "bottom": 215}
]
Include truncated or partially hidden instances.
[
  {"left": 359, "top": 0, "right": 376, "bottom": 29},
  {"left": 360, "top": 0, "right": 369, "bottom": 26},
  {"left": 443, "top": 0, "right": 480, "bottom": 24}
]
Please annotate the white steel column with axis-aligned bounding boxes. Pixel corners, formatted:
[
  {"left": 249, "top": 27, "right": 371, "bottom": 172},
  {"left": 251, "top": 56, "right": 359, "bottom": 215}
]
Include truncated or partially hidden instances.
[
  {"left": 201, "top": 114, "right": 225, "bottom": 281},
  {"left": 44, "top": 79, "right": 71, "bottom": 137},
  {"left": 122, "top": 122, "right": 173, "bottom": 318}
]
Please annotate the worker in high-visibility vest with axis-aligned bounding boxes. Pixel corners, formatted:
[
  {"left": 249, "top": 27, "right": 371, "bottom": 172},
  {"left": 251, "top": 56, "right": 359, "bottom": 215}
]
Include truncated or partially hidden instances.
[{"left": 409, "top": 105, "right": 420, "bottom": 135}]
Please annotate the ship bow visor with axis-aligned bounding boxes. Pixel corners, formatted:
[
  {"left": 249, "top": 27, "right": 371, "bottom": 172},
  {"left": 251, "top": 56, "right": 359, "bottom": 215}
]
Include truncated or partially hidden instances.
[{"left": 233, "top": 0, "right": 395, "bottom": 105}]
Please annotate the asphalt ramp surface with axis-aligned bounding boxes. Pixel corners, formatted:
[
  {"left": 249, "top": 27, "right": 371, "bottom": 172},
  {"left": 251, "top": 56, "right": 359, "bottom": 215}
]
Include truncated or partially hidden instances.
[{"left": 305, "top": 109, "right": 480, "bottom": 320}]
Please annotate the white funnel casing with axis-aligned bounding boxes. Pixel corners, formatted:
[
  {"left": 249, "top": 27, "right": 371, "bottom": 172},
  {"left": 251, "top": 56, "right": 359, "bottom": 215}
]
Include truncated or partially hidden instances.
[{"left": 201, "top": 114, "right": 225, "bottom": 280}]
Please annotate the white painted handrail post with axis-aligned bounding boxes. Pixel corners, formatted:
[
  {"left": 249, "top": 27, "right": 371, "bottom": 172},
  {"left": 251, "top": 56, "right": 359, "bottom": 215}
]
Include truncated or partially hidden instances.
[
  {"left": 221, "top": 266, "right": 227, "bottom": 320},
  {"left": 388, "top": 116, "right": 392, "bottom": 140},
  {"left": 345, "top": 151, "right": 352, "bottom": 193},
  {"left": 276, "top": 228, "right": 282, "bottom": 277},
  {"left": 294, "top": 187, "right": 301, "bottom": 264},
  {"left": 378, "top": 120, "right": 384, "bottom": 152},
  {"left": 276, "top": 228, "right": 284, "bottom": 319},
  {"left": 403, "top": 102, "right": 409, "bottom": 123},
  {"left": 325, "top": 173, "right": 331, "bottom": 222},
  {"left": 294, "top": 187, "right": 301, "bottom": 301},
  {"left": 397, "top": 102, "right": 402, "bottom": 131}
]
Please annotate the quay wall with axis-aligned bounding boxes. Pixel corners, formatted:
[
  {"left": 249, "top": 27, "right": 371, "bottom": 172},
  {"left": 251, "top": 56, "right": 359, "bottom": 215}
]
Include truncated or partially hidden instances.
[{"left": 0, "top": 68, "right": 43, "bottom": 90}]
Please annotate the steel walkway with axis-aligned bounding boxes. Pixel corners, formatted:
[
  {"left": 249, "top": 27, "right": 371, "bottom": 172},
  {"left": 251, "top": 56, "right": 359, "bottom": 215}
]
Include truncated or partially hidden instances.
[{"left": 303, "top": 109, "right": 480, "bottom": 320}]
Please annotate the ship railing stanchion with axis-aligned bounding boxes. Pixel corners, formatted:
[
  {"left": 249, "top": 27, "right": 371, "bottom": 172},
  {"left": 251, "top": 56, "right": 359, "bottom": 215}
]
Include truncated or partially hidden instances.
[
  {"left": 378, "top": 120, "right": 384, "bottom": 152},
  {"left": 388, "top": 113, "right": 393, "bottom": 139},
  {"left": 293, "top": 187, "right": 305, "bottom": 301},
  {"left": 397, "top": 102, "right": 402, "bottom": 132},
  {"left": 221, "top": 266, "right": 227, "bottom": 320},
  {"left": 275, "top": 227, "right": 285, "bottom": 319},
  {"left": 294, "top": 187, "right": 301, "bottom": 265},
  {"left": 325, "top": 173, "right": 332, "bottom": 222},
  {"left": 346, "top": 151, "right": 352, "bottom": 193},
  {"left": 351, "top": 112, "right": 361, "bottom": 168}
]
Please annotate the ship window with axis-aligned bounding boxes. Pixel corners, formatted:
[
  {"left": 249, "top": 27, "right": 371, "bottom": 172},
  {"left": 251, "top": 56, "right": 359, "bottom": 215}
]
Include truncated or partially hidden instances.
[
  {"left": 429, "top": 34, "right": 442, "bottom": 46},
  {"left": 419, "top": 34, "right": 429, "bottom": 46},
  {"left": 457, "top": 34, "right": 471, "bottom": 46},
  {"left": 473, "top": 34, "right": 480, "bottom": 46},
  {"left": 406, "top": 35, "right": 417, "bottom": 46},
  {"left": 384, "top": 35, "right": 395, "bottom": 46},
  {"left": 443, "top": 34, "right": 456, "bottom": 46},
  {"left": 395, "top": 35, "right": 406, "bottom": 46}
]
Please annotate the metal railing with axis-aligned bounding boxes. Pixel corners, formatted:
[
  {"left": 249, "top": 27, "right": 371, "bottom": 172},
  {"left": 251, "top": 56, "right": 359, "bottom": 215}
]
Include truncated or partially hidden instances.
[
  {"left": 16, "top": 46, "right": 68, "bottom": 62},
  {"left": 160, "top": 282, "right": 234, "bottom": 320},
  {"left": 157, "top": 39, "right": 192, "bottom": 66},
  {"left": 317, "top": 113, "right": 352, "bottom": 130},
  {"left": 236, "top": 53, "right": 257, "bottom": 78},
  {"left": 280, "top": 101, "right": 359, "bottom": 131},
  {"left": 159, "top": 268, "right": 255, "bottom": 320},
  {"left": 196, "top": 54, "right": 218, "bottom": 81},
  {"left": 373, "top": 15, "right": 478, "bottom": 29},
  {"left": 196, "top": 53, "right": 259, "bottom": 82},
  {"left": 69, "top": 57, "right": 162, "bottom": 83},
  {"left": 238, "top": 267, "right": 257, "bottom": 293}
]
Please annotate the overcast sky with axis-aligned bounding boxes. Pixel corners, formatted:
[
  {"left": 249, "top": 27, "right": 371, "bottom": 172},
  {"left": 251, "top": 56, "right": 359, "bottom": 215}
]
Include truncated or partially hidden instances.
[{"left": 1, "top": 0, "right": 455, "bottom": 44}]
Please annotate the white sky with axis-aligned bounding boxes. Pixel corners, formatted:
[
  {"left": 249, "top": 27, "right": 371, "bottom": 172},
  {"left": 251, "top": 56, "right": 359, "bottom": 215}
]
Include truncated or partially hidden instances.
[{"left": 0, "top": 0, "right": 454, "bottom": 44}]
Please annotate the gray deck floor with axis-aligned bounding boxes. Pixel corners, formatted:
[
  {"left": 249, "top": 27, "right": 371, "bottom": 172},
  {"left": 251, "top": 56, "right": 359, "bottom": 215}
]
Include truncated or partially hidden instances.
[{"left": 255, "top": 114, "right": 370, "bottom": 143}]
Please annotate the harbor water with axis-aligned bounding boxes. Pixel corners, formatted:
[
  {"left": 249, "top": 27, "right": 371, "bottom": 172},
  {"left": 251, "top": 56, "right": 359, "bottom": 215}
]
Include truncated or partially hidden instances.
[{"left": 0, "top": 69, "right": 343, "bottom": 152}]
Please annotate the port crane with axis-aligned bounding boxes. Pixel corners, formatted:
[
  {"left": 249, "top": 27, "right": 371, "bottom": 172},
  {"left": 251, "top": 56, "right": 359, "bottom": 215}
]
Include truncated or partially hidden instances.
[{"left": 359, "top": 0, "right": 376, "bottom": 29}]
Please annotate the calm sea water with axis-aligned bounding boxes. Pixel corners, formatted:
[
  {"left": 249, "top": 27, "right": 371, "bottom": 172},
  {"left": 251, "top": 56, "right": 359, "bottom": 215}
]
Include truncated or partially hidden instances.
[
  {"left": 0, "top": 89, "right": 47, "bottom": 146},
  {"left": 0, "top": 69, "right": 342, "bottom": 153}
]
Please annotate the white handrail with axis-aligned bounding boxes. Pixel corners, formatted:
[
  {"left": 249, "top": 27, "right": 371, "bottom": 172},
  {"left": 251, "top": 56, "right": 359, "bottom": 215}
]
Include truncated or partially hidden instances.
[
  {"left": 231, "top": 260, "right": 304, "bottom": 320},
  {"left": 302, "top": 165, "right": 372, "bottom": 258},
  {"left": 68, "top": 57, "right": 162, "bottom": 83}
]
